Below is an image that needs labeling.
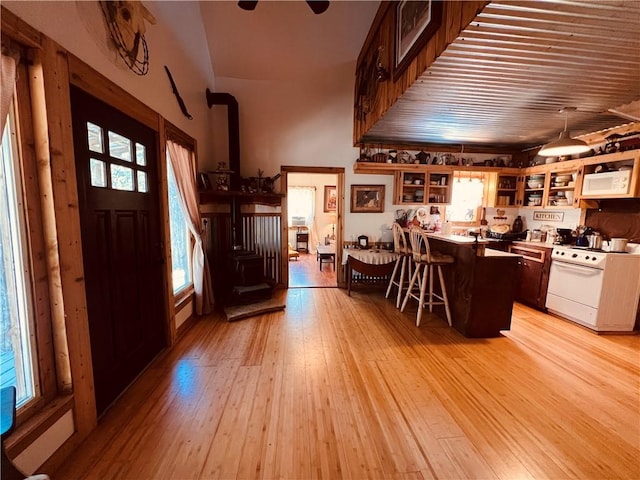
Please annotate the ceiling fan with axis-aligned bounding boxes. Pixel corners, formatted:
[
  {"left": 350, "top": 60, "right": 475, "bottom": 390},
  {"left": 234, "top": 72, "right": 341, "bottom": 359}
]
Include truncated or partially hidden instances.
[{"left": 238, "top": 1, "right": 330, "bottom": 15}]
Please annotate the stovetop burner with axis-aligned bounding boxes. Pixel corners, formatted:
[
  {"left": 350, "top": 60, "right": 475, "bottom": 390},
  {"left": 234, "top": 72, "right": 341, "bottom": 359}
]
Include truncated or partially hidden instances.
[
  {"left": 571, "top": 246, "right": 605, "bottom": 252},
  {"left": 570, "top": 246, "right": 628, "bottom": 253}
]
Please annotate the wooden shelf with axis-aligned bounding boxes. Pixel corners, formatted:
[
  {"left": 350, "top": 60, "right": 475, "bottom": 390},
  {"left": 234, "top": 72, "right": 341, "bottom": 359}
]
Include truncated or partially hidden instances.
[{"left": 199, "top": 190, "right": 284, "bottom": 206}]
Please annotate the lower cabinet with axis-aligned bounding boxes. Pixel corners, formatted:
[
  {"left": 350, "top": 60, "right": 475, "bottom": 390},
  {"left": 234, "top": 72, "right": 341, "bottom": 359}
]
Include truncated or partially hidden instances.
[{"left": 508, "top": 243, "right": 552, "bottom": 309}]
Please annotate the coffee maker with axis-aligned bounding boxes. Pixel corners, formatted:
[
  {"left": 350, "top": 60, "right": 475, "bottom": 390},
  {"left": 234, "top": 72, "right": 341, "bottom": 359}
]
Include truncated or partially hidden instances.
[{"left": 555, "top": 228, "right": 574, "bottom": 245}]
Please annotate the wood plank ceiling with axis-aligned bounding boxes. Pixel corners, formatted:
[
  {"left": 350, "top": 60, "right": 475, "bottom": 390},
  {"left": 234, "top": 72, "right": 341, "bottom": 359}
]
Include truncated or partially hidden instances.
[{"left": 363, "top": 0, "right": 640, "bottom": 151}]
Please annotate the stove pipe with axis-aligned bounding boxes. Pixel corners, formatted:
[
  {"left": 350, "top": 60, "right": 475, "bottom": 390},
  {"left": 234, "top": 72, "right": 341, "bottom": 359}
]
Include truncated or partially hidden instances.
[{"left": 206, "top": 89, "right": 241, "bottom": 248}]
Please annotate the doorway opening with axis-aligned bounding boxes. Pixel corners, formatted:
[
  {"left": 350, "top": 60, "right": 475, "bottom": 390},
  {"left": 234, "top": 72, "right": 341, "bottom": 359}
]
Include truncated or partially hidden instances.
[{"left": 281, "top": 167, "right": 344, "bottom": 288}]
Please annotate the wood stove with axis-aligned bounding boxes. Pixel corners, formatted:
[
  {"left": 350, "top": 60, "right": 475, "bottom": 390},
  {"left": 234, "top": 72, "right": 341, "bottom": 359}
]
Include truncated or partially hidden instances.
[
  {"left": 228, "top": 248, "right": 273, "bottom": 305},
  {"left": 205, "top": 90, "right": 279, "bottom": 308}
]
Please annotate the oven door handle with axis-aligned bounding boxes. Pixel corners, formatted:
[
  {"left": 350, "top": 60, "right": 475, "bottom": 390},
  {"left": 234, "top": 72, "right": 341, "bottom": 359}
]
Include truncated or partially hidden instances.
[{"left": 554, "top": 261, "right": 602, "bottom": 276}]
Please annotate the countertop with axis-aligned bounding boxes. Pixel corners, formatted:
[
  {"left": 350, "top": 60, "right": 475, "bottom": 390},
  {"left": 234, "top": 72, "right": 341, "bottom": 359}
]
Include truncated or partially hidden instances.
[
  {"left": 425, "top": 232, "right": 489, "bottom": 245},
  {"left": 427, "top": 233, "right": 521, "bottom": 258}
]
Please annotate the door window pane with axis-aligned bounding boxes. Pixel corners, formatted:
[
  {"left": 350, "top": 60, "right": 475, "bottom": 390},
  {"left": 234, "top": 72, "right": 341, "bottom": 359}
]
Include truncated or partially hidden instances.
[
  {"left": 137, "top": 171, "right": 148, "bottom": 193},
  {"left": 1, "top": 111, "right": 38, "bottom": 407},
  {"left": 166, "top": 156, "right": 191, "bottom": 293},
  {"left": 135, "top": 143, "right": 146, "bottom": 166},
  {"left": 87, "top": 122, "right": 104, "bottom": 153},
  {"left": 108, "top": 131, "right": 132, "bottom": 162},
  {"left": 89, "top": 158, "right": 107, "bottom": 187},
  {"left": 111, "top": 164, "right": 134, "bottom": 191}
]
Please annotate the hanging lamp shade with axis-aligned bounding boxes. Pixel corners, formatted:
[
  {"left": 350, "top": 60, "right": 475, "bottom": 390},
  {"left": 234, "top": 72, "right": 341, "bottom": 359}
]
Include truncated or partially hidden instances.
[
  {"left": 538, "top": 107, "right": 591, "bottom": 157},
  {"left": 538, "top": 130, "right": 591, "bottom": 157}
]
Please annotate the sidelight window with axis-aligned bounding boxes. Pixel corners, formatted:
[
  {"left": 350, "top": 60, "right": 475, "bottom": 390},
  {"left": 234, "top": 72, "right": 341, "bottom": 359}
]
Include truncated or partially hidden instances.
[
  {"left": 0, "top": 105, "right": 39, "bottom": 408},
  {"left": 166, "top": 153, "right": 192, "bottom": 294}
]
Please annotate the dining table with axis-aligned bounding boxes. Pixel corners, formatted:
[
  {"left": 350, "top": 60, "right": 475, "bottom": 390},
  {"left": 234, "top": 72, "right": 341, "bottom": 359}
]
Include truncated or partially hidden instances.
[{"left": 342, "top": 248, "right": 398, "bottom": 295}]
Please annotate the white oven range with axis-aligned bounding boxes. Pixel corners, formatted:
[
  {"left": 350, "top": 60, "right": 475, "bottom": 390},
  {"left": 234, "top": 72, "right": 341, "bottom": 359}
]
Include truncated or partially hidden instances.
[{"left": 545, "top": 246, "right": 640, "bottom": 332}]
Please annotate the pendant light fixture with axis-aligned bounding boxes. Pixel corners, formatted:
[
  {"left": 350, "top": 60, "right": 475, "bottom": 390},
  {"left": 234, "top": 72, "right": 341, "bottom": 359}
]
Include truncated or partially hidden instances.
[{"left": 538, "top": 107, "right": 591, "bottom": 157}]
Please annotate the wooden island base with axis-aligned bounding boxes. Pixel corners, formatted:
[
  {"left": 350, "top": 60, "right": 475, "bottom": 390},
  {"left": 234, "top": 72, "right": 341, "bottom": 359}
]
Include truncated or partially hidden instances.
[{"left": 426, "top": 234, "right": 521, "bottom": 338}]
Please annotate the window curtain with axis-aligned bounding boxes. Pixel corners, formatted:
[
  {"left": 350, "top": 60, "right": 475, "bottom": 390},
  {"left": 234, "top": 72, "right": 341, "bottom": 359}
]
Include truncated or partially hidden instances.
[
  {"left": 287, "top": 186, "right": 315, "bottom": 226},
  {"left": 167, "top": 140, "right": 214, "bottom": 315},
  {"left": 1, "top": 45, "right": 19, "bottom": 136},
  {"left": 287, "top": 186, "right": 319, "bottom": 249}
]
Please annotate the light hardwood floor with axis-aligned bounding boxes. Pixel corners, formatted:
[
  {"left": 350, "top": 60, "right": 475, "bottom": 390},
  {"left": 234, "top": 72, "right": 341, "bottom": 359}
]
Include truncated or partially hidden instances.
[
  {"left": 53, "top": 288, "right": 640, "bottom": 479},
  {"left": 289, "top": 251, "right": 337, "bottom": 288}
]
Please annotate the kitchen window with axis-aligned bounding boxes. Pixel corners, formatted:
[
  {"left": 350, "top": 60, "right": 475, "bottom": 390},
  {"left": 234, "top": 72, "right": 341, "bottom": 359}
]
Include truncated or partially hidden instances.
[{"left": 447, "top": 172, "right": 486, "bottom": 224}]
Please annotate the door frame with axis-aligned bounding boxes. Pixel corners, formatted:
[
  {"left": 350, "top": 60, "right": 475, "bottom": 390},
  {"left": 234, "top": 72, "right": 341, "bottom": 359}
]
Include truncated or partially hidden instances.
[{"left": 280, "top": 166, "right": 345, "bottom": 288}]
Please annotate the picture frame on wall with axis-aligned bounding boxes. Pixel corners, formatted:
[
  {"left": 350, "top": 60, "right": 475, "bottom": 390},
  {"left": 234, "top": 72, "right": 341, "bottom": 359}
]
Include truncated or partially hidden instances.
[
  {"left": 394, "top": 0, "right": 443, "bottom": 79},
  {"left": 351, "top": 185, "right": 385, "bottom": 213},
  {"left": 324, "top": 185, "right": 337, "bottom": 212}
]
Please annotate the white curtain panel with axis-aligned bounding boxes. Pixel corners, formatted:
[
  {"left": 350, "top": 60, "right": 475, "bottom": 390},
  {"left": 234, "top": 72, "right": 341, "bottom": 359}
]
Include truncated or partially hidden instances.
[
  {"left": 1, "top": 48, "right": 18, "bottom": 136},
  {"left": 167, "top": 140, "right": 214, "bottom": 315}
]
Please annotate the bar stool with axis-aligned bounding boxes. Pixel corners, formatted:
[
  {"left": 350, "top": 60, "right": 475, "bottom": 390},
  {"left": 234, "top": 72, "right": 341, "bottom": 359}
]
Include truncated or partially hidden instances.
[
  {"left": 385, "top": 222, "right": 412, "bottom": 308},
  {"left": 401, "top": 226, "right": 454, "bottom": 327}
]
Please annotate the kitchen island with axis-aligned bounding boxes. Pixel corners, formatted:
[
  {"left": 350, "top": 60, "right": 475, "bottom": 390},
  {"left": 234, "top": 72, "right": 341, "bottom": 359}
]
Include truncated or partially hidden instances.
[{"left": 425, "top": 233, "right": 521, "bottom": 338}]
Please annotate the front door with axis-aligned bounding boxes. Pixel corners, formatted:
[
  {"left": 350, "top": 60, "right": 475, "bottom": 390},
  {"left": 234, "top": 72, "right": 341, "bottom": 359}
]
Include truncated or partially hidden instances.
[{"left": 71, "top": 86, "right": 166, "bottom": 415}]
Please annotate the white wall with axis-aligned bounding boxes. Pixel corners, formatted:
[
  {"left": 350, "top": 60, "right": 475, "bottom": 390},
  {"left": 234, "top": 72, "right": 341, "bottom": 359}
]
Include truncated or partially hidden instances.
[
  {"left": 213, "top": 62, "right": 399, "bottom": 244},
  {"left": 4, "top": 0, "right": 216, "bottom": 163},
  {"left": 14, "top": 410, "right": 74, "bottom": 475}
]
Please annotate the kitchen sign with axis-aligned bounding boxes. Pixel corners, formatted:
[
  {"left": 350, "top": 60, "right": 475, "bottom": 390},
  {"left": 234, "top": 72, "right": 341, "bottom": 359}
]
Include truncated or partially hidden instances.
[{"left": 533, "top": 211, "right": 564, "bottom": 222}]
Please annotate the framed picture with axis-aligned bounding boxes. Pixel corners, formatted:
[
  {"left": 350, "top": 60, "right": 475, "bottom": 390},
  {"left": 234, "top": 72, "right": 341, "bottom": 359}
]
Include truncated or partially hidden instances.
[
  {"left": 351, "top": 185, "right": 385, "bottom": 213},
  {"left": 324, "top": 185, "right": 337, "bottom": 212},
  {"left": 394, "top": 0, "right": 443, "bottom": 78}
]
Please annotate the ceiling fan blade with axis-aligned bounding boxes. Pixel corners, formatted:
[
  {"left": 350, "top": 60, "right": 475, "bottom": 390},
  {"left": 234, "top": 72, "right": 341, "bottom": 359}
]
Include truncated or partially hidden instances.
[
  {"left": 306, "top": 1, "right": 329, "bottom": 14},
  {"left": 238, "top": 1, "right": 258, "bottom": 11}
]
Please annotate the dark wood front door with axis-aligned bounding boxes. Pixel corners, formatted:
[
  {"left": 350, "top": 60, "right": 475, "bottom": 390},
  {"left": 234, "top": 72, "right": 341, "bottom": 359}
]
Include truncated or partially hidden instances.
[{"left": 71, "top": 86, "right": 166, "bottom": 415}]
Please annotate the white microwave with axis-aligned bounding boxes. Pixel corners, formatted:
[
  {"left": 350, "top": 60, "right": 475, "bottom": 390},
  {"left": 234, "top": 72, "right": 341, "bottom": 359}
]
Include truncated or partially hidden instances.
[{"left": 581, "top": 170, "right": 631, "bottom": 196}]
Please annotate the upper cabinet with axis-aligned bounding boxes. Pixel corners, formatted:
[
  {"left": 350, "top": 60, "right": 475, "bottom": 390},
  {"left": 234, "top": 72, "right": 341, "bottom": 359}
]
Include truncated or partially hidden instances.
[
  {"left": 484, "top": 170, "right": 525, "bottom": 207},
  {"left": 395, "top": 170, "right": 452, "bottom": 205},
  {"left": 579, "top": 150, "right": 639, "bottom": 200},
  {"left": 356, "top": 149, "right": 640, "bottom": 208}
]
